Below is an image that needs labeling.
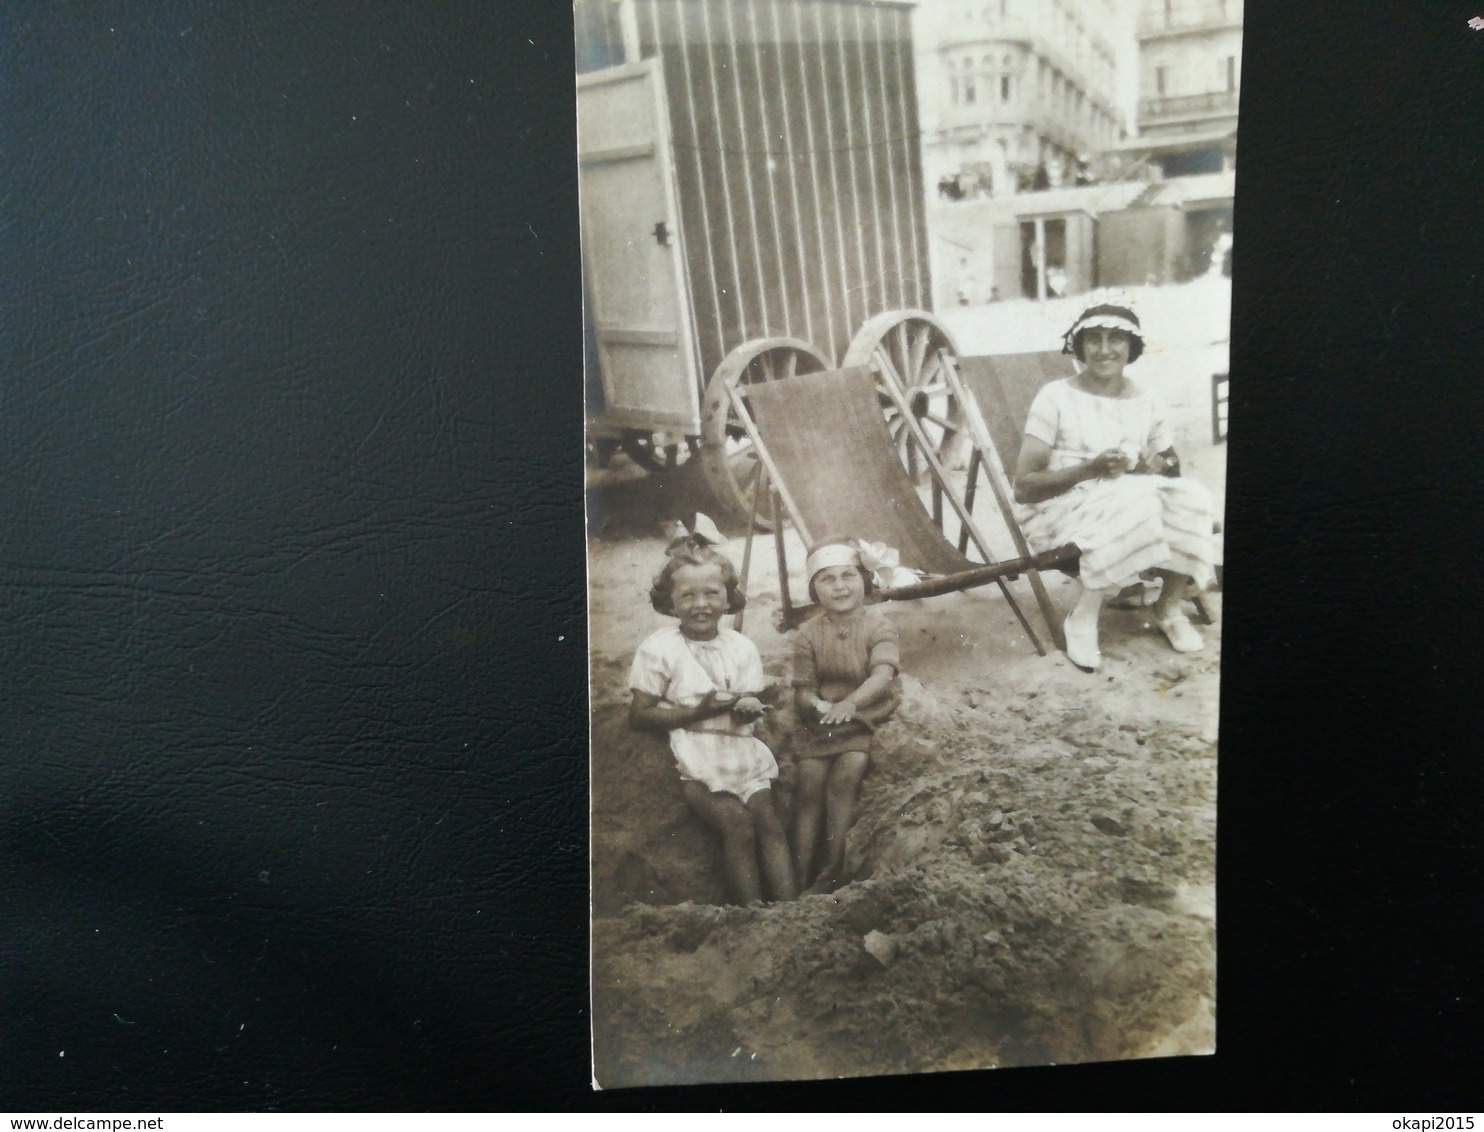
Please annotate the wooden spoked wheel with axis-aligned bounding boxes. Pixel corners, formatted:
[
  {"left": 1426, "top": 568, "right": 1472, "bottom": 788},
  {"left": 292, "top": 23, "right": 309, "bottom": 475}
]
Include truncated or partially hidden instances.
[
  {"left": 619, "top": 430, "right": 700, "bottom": 473},
  {"left": 843, "top": 310, "right": 964, "bottom": 483},
  {"left": 700, "top": 337, "right": 832, "bottom": 529}
]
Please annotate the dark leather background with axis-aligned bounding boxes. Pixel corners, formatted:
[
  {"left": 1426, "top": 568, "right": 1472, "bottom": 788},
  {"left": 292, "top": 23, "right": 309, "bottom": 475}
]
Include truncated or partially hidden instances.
[{"left": 1, "top": 0, "right": 1479, "bottom": 1112}]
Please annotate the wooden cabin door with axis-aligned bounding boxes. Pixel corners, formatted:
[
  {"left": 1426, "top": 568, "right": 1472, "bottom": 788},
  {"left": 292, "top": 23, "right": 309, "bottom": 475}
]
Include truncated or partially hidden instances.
[{"left": 577, "top": 59, "right": 700, "bottom": 436}]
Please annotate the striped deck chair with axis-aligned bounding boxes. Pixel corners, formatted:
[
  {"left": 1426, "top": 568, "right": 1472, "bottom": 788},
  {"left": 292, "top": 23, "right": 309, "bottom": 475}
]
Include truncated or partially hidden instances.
[
  {"left": 732, "top": 365, "right": 1075, "bottom": 655},
  {"left": 945, "top": 350, "right": 1215, "bottom": 637}
]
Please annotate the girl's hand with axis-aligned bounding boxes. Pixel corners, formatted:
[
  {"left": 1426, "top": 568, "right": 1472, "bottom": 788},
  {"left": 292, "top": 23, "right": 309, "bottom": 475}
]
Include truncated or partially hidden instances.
[
  {"left": 818, "top": 699, "right": 857, "bottom": 726},
  {"left": 731, "top": 695, "right": 766, "bottom": 719},
  {"left": 690, "top": 690, "right": 733, "bottom": 722}
]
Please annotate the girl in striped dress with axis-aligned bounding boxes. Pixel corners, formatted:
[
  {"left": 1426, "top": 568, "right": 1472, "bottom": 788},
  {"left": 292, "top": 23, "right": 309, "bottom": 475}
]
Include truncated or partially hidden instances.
[
  {"left": 1013, "top": 303, "right": 1216, "bottom": 673},
  {"left": 791, "top": 541, "right": 902, "bottom": 892}
]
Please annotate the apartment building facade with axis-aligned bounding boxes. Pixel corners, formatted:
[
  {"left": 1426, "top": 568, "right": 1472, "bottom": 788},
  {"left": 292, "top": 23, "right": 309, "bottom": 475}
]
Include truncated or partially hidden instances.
[
  {"left": 1133, "top": 0, "right": 1241, "bottom": 176},
  {"left": 917, "top": 0, "right": 1129, "bottom": 199}
]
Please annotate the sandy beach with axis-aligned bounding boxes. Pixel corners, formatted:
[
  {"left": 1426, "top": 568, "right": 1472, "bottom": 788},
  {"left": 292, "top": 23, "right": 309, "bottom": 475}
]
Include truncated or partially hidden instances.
[{"left": 587, "top": 282, "right": 1226, "bottom": 1087}]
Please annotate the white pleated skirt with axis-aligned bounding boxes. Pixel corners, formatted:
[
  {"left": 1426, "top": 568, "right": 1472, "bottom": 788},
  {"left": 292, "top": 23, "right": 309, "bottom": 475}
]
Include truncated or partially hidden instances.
[{"left": 1020, "top": 475, "right": 1217, "bottom": 593}]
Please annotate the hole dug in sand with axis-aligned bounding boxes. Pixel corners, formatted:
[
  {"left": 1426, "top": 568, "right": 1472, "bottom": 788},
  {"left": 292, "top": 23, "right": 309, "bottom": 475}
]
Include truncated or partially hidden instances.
[{"left": 591, "top": 675, "right": 1215, "bottom": 1087}]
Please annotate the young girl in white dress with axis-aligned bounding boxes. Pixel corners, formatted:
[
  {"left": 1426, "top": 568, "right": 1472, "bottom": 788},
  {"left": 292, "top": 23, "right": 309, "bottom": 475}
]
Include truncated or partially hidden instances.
[{"left": 628, "top": 533, "right": 796, "bottom": 905}]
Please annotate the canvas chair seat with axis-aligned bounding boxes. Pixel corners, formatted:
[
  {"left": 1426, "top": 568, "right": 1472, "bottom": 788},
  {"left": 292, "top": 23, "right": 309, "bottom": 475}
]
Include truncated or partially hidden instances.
[{"left": 734, "top": 366, "right": 1071, "bottom": 653}]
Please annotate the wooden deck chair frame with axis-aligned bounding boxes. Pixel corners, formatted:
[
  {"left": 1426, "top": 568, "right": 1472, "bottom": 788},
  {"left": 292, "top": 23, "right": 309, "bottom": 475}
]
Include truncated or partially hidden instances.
[
  {"left": 724, "top": 364, "right": 1076, "bottom": 656},
  {"left": 939, "top": 349, "right": 1071, "bottom": 650}
]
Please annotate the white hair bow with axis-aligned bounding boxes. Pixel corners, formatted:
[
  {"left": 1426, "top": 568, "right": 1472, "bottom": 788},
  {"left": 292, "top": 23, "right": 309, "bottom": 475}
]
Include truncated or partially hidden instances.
[
  {"left": 663, "top": 512, "right": 726, "bottom": 553},
  {"left": 854, "top": 539, "right": 923, "bottom": 590}
]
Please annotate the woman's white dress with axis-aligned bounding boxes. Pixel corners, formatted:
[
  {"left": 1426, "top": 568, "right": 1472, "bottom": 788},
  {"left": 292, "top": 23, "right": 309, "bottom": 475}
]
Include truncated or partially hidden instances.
[{"left": 1017, "top": 378, "right": 1216, "bottom": 593}]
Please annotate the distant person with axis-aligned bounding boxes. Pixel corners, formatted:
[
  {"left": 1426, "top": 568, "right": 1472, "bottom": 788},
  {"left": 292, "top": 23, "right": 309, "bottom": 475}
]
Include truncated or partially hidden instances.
[
  {"left": 989, "top": 285, "right": 1002, "bottom": 303},
  {"left": 791, "top": 541, "right": 901, "bottom": 893},
  {"left": 1012, "top": 304, "right": 1217, "bottom": 672},
  {"left": 957, "top": 262, "right": 977, "bottom": 306},
  {"left": 628, "top": 525, "right": 796, "bottom": 905},
  {"left": 1209, "top": 232, "right": 1234, "bottom": 278}
]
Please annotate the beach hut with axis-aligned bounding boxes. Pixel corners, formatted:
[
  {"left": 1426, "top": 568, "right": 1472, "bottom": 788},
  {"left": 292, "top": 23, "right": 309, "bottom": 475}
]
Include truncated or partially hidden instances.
[{"left": 577, "top": 0, "right": 959, "bottom": 523}]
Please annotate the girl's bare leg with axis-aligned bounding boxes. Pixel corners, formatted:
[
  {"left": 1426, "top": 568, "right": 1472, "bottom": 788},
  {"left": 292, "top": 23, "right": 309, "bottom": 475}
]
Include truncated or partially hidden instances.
[
  {"left": 682, "top": 781, "right": 761, "bottom": 905},
  {"left": 746, "top": 789, "right": 797, "bottom": 902},
  {"left": 814, "top": 750, "right": 870, "bottom": 889},
  {"left": 792, "top": 759, "right": 830, "bottom": 888}
]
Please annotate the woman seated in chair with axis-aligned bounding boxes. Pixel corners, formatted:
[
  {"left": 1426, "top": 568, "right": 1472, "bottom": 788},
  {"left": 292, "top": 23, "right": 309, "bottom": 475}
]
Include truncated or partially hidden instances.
[{"left": 1012, "top": 303, "right": 1217, "bottom": 672}]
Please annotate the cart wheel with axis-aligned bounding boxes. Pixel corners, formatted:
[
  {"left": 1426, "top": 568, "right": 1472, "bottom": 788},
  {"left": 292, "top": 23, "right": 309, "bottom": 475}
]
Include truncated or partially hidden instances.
[
  {"left": 700, "top": 338, "right": 831, "bottom": 529},
  {"left": 619, "top": 431, "right": 700, "bottom": 473},
  {"left": 843, "top": 309, "right": 964, "bottom": 482}
]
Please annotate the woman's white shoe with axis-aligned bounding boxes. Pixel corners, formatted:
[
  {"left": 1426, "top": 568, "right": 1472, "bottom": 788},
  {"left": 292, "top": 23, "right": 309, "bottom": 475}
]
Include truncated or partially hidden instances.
[
  {"left": 1156, "top": 610, "right": 1204, "bottom": 654},
  {"left": 1062, "top": 610, "right": 1102, "bottom": 672}
]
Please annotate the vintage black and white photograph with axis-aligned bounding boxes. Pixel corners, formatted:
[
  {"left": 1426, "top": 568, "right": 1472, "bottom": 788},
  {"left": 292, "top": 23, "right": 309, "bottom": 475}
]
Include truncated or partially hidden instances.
[{"left": 580, "top": 0, "right": 1239, "bottom": 1087}]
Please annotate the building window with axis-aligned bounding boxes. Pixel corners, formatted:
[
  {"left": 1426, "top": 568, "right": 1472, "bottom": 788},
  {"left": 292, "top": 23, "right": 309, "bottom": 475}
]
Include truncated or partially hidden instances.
[
  {"left": 1001, "top": 74, "right": 1013, "bottom": 102},
  {"left": 1155, "top": 65, "right": 1169, "bottom": 96},
  {"left": 1226, "top": 55, "right": 1237, "bottom": 92},
  {"left": 1163, "top": 0, "right": 1173, "bottom": 27}
]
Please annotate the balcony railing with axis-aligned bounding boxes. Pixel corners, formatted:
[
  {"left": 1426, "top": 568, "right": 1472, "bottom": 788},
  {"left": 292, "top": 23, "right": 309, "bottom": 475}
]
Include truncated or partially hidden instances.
[
  {"left": 1138, "top": 2, "right": 1242, "bottom": 36},
  {"left": 1138, "top": 89, "right": 1239, "bottom": 122}
]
